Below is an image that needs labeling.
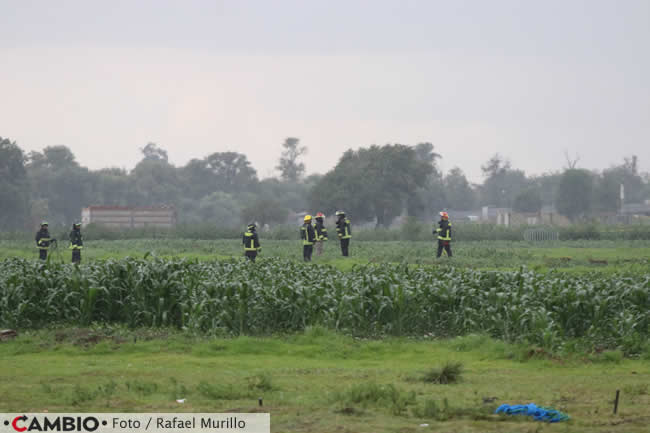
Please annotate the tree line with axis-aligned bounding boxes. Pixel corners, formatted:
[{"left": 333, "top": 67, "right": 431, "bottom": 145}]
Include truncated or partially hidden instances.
[{"left": 0, "top": 135, "right": 648, "bottom": 231}]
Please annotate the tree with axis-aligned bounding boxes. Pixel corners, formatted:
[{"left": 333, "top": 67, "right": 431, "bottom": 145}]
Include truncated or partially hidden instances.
[
  {"left": 28, "top": 145, "right": 79, "bottom": 170},
  {"left": 479, "top": 154, "right": 529, "bottom": 207},
  {"left": 444, "top": 167, "right": 476, "bottom": 211},
  {"left": 180, "top": 158, "right": 214, "bottom": 200},
  {"left": 90, "top": 168, "right": 130, "bottom": 206},
  {"left": 241, "top": 198, "right": 289, "bottom": 227},
  {"left": 258, "top": 178, "right": 312, "bottom": 213},
  {"left": 129, "top": 159, "right": 181, "bottom": 206},
  {"left": 413, "top": 142, "right": 441, "bottom": 167},
  {"left": 556, "top": 169, "right": 593, "bottom": 221},
  {"left": 530, "top": 172, "right": 562, "bottom": 207},
  {"left": 513, "top": 187, "right": 542, "bottom": 213},
  {"left": 407, "top": 142, "right": 443, "bottom": 217},
  {"left": 140, "top": 142, "right": 168, "bottom": 162},
  {"left": 311, "top": 144, "right": 433, "bottom": 227},
  {"left": 26, "top": 145, "right": 90, "bottom": 225},
  {"left": 276, "top": 137, "right": 307, "bottom": 182},
  {"left": 197, "top": 191, "right": 243, "bottom": 227},
  {"left": 0, "top": 137, "right": 30, "bottom": 230},
  {"left": 205, "top": 152, "right": 258, "bottom": 193}
]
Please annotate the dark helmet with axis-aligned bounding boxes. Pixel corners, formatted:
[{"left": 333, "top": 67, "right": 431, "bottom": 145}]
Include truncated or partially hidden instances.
[
  {"left": 247, "top": 222, "right": 256, "bottom": 231},
  {"left": 41, "top": 221, "right": 49, "bottom": 227},
  {"left": 73, "top": 222, "right": 81, "bottom": 229}
]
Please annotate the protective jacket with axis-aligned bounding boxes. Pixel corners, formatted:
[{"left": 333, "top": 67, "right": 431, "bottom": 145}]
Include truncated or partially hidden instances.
[
  {"left": 69, "top": 229, "right": 83, "bottom": 249},
  {"left": 435, "top": 220, "right": 452, "bottom": 241},
  {"left": 35, "top": 228, "right": 52, "bottom": 250},
  {"left": 315, "top": 220, "right": 328, "bottom": 241},
  {"left": 243, "top": 229, "right": 261, "bottom": 251},
  {"left": 336, "top": 217, "right": 351, "bottom": 239},
  {"left": 301, "top": 222, "right": 316, "bottom": 245}
]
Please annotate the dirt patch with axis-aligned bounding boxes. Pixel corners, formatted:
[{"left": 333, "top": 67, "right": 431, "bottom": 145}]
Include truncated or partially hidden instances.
[
  {"left": 0, "top": 329, "right": 18, "bottom": 341},
  {"left": 588, "top": 258, "right": 608, "bottom": 265},
  {"left": 53, "top": 328, "right": 127, "bottom": 347}
]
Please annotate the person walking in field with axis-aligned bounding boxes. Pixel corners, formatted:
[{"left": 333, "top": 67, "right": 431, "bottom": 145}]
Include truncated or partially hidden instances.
[
  {"left": 69, "top": 222, "right": 83, "bottom": 264},
  {"left": 335, "top": 210, "right": 351, "bottom": 257},
  {"left": 35, "top": 221, "right": 55, "bottom": 261},
  {"left": 434, "top": 211, "right": 452, "bottom": 258},
  {"left": 243, "top": 222, "right": 261, "bottom": 262},
  {"left": 301, "top": 214, "right": 316, "bottom": 262},
  {"left": 314, "top": 212, "right": 328, "bottom": 256}
]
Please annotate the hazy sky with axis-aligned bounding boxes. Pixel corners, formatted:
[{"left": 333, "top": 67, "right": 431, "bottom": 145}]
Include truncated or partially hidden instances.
[{"left": 1, "top": 0, "right": 648, "bottom": 181}]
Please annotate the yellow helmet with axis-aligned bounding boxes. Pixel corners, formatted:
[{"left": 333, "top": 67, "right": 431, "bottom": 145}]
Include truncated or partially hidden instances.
[{"left": 304, "top": 214, "right": 312, "bottom": 221}]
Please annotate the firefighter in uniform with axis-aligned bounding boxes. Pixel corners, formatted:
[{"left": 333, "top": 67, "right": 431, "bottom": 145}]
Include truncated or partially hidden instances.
[
  {"left": 35, "top": 221, "right": 55, "bottom": 261},
  {"left": 314, "top": 212, "right": 328, "bottom": 256},
  {"left": 69, "top": 222, "right": 83, "bottom": 264},
  {"left": 301, "top": 214, "right": 316, "bottom": 262},
  {"left": 335, "top": 210, "right": 351, "bottom": 257},
  {"left": 434, "top": 211, "right": 452, "bottom": 258},
  {"left": 243, "top": 223, "right": 261, "bottom": 262}
]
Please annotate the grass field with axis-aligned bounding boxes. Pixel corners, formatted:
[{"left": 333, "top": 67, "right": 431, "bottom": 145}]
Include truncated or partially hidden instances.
[
  {"left": 1, "top": 238, "right": 648, "bottom": 432},
  {"left": 1, "top": 238, "right": 649, "bottom": 273},
  {"left": 1, "top": 328, "right": 649, "bottom": 433}
]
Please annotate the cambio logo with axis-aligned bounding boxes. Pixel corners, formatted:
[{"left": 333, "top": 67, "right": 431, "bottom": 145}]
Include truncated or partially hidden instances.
[{"left": 4, "top": 416, "right": 104, "bottom": 432}]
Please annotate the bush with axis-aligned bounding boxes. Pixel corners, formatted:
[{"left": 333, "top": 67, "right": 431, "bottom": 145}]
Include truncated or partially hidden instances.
[{"left": 420, "top": 362, "right": 464, "bottom": 384}]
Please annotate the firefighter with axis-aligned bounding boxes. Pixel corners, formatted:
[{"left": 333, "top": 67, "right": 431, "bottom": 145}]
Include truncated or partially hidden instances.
[
  {"left": 335, "top": 210, "right": 351, "bottom": 257},
  {"left": 314, "top": 212, "right": 328, "bottom": 256},
  {"left": 69, "top": 222, "right": 83, "bottom": 264},
  {"left": 300, "top": 214, "right": 316, "bottom": 262},
  {"left": 35, "top": 221, "right": 55, "bottom": 261},
  {"left": 243, "top": 222, "right": 261, "bottom": 262},
  {"left": 434, "top": 211, "right": 452, "bottom": 258}
]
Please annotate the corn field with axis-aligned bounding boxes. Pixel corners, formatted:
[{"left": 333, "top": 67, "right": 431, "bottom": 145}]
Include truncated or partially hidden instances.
[{"left": 0, "top": 257, "right": 648, "bottom": 351}]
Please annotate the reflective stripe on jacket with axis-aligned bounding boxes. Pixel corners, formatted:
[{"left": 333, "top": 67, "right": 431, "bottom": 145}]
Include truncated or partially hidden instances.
[
  {"left": 315, "top": 221, "right": 328, "bottom": 241},
  {"left": 69, "top": 230, "right": 83, "bottom": 249},
  {"left": 243, "top": 231, "right": 260, "bottom": 251},
  {"left": 336, "top": 218, "right": 351, "bottom": 239},
  {"left": 35, "top": 230, "right": 51, "bottom": 250},
  {"left": 301, "top": 223, "right": 316, "bottom": 246},
  {"left": 435, "top": 220, "right": 452, "bottom": 241}
]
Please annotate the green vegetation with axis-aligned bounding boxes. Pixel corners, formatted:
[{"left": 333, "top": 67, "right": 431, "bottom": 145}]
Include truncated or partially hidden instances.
[
  {"left": 1, "top": 238, "right": 648, "bottom": 432},
  {"left": 1, "top": 238, "right": 648, "bottom": 273},
  {"left": 1, "top": 329, "right": 649, "bottom": 432},
  {"left": 1, "top": 255, "right": 648, "bottom": 354}
]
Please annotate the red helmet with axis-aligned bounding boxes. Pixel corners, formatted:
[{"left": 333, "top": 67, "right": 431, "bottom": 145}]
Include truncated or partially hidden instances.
[
  {"left": 440, "top": 211, "right": 449, "bottom": 219},
  {"left": 316, "top": 212, "right": 325, "bottom": 218}
]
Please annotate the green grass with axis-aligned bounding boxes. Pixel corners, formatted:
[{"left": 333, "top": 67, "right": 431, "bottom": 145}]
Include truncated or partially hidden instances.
[
  {"left": 1, "top": 328, "right": 649, "bottom": 433},
  {"left": 1, "top": 239, "right": 648, "bottom": 432},
  {"left": 1, "top": 238, "right": 648, "bottom": 272}
]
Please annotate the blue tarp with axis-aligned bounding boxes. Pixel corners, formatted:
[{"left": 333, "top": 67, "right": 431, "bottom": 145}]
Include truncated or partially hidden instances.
[{"left": 496, "top": 403, "right": 570, "bottom": 423}]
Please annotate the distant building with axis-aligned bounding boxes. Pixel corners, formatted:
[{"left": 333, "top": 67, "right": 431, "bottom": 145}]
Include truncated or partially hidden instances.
[
  {"left": 81, "top": 206, "right": 176, "bottom": 228},
  {"left": 620, "top": 202, "right": 650, "bottom": 217}
]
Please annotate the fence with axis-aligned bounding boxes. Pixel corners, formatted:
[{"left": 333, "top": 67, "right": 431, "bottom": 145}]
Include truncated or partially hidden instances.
[{"left": 524, "top": 228, "right": 559, "bottom": 242}]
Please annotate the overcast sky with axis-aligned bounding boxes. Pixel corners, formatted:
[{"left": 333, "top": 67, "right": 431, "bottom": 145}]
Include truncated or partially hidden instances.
[{"left": 1, "top": 0, "right": 648, "bottom": 181}]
